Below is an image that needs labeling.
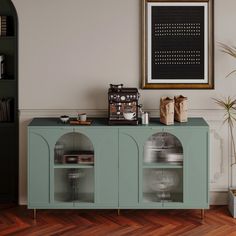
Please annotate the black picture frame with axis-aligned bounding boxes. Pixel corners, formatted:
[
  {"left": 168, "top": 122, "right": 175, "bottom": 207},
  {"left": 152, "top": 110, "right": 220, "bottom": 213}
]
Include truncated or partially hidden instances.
[{"left": 141, "top": 0, "right": 214, "bottom": 89}]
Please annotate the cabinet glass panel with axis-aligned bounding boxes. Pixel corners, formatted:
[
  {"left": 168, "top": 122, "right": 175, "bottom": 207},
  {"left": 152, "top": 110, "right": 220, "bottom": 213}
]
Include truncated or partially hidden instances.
[
  {"left": 143, "top": 132, "right": 183, "bottom": 203},
  {"left": 54, "top": 132, "right": 94, "bottom": 204},
  {"left": 144, "top": 132, "right": 183, "bottom": 164},
  {"left": 54, "top": 168, "right": 94, "bottom": 203},
  {"left": 143, "top": 168, "right": 183, "bottom": 203},
  {"left": 54, "top": 132, "right": 94, "bottom": 165}
]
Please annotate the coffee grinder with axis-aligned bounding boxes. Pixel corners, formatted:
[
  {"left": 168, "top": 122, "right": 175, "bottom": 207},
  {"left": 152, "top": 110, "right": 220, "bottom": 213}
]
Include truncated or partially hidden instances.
[{"left": 108, "top": 84, "right": 140, "bottom": 125}]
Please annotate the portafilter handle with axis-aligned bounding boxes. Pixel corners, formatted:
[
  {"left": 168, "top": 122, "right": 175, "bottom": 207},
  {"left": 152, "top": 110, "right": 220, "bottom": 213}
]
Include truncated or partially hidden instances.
[{"left": 138, "top": 104, "right": 143, "bottom": 113}]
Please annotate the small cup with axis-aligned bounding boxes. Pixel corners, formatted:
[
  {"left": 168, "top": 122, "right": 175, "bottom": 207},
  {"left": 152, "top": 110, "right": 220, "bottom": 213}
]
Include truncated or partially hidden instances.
[
  {"left": 79, "top": 113, "right": 87, "bottom": 121},
  {"left": 60, "top": 115, "right": 69, "bottom": 123},
  {"left": 123, "top": 112, "right": 136, "bottom": 120}
]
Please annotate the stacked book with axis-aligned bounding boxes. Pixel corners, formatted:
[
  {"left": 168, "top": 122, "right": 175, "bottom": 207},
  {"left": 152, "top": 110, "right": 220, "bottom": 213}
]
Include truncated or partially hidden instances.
[
  {"left": 0, "top": 16, "right": 7, "bottom": 36},
  {"left": 0, "top": 97, "right": 13, "bottom": 122}
]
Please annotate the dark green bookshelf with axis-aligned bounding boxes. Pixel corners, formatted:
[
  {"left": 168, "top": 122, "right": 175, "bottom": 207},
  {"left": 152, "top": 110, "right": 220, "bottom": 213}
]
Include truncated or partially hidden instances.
[{"left": 0, "top": 0, "right": 18, "bottom": 203}]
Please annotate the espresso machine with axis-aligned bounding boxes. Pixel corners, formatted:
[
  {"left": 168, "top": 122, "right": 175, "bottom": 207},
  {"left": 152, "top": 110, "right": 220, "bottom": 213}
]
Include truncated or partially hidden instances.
[{"left": 108, "top": 84, "right": 140, "bottom": 125}]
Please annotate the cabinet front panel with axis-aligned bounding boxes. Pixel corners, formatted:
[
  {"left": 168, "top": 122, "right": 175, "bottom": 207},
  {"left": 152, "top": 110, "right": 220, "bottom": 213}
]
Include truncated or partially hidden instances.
[
  {"left": 119, "top": 131, "right": 139, "bottom": 207},
  {"left": 162, "top": 127, "right": 208, "bottom": 208},
  {"left": 28, "top": 131, "right": 50, "bottom": 207},
  {"left": 28, "top": 128, "right": 74, "bottom": 208},
  {"left": 185, "top": 129, "right": 208, "bottom": 207},
  {"left": 97, "top": 129, "right": 118, "bottom": 206},
  {"left": 74, "top": 128, "right": 118, "bottom": 207}
]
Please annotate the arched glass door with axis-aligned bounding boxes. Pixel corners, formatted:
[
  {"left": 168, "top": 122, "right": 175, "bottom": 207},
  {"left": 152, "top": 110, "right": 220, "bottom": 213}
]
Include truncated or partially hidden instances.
[
  {"left": 54, "top": 132, "right": 94, "bottom": 204},
  {"left": 143, "top": 132, "right": 183, "bottom": 203}
]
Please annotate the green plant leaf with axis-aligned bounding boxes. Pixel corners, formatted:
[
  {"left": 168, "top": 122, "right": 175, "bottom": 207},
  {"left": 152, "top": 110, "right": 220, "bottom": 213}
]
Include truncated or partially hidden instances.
[{"left": 226, "top": 70, "right": 236, "bottom": 78}]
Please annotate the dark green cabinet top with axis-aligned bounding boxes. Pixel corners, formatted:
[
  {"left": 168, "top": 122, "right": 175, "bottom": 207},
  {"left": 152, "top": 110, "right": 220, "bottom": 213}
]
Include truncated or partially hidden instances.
[{"left": 28, "top": 117, "right": 208, "bottom": 128}]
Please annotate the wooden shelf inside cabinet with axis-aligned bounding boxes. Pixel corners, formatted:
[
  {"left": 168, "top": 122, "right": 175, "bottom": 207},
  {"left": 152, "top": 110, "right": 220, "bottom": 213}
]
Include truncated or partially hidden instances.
[
  {"left": 143, "top": 163, "right": 183, "bottom": 169},
  {"left": 54, "top": 164, "right": 94, "bottom": 169},
  {"left": 54, "top": 193, "right": 94, "bottom": 204},
  {"left": 0, "top": 122, "right": 17, "bottom": 128},
  {"left": 0, "top": 36, "right": 16, "bottom": 39},
  {"left": 0, "top": 78, "right": 16, "bottom": 82},
  {"left": 143, "top": 192, "right": 183, "bottom": 203}
]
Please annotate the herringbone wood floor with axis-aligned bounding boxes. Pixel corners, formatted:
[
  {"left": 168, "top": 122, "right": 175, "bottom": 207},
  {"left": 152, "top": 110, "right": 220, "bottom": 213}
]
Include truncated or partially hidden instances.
[{"left": 0, "top": 205, "right": 236, "bottom": 236}]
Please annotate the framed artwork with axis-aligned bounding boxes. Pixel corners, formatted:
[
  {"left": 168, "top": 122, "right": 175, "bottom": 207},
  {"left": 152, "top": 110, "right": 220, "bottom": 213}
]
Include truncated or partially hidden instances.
[{"left": 141, "top": 0, "right": 214, "bottom": 89}]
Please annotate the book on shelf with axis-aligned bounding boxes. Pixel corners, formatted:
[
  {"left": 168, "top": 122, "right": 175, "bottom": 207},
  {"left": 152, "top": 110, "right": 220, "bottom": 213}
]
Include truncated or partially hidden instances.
[
  {"left": 0, "top": 97, "right": 13, "bottom": 122},
  {"left": 0, "top": 16, "right": 8, "bottom": 36}
]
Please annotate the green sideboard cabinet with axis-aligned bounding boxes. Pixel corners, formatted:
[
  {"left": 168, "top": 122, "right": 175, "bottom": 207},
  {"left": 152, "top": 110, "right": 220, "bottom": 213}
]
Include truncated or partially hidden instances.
[{"left": 28, "top": 118, "right": 209, "bottom": 215}]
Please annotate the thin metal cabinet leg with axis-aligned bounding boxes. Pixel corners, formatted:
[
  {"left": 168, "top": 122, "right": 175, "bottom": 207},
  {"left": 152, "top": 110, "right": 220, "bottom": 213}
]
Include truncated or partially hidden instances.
[
  {"left": 117, "top": 209, "right": 120, "bottom": 216},
  {"left": 201, "top": 209, "right": 205, "bottom": 219},
  {"left": 33, "top": 209, "right": 37, "bottom": 219}
]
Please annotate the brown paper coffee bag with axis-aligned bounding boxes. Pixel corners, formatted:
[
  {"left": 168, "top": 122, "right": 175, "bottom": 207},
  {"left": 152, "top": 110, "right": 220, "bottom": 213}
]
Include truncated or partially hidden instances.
[
  {"left": 160, "top": 97, "right": 174, "bottom": 125},
  {"left": 174, "top": 95, "right": 188, "bottom": 122}
]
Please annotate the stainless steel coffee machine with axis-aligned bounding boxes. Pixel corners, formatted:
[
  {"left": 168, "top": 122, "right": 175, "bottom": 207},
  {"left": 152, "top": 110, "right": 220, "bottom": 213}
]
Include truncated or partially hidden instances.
[{"left": 108, "top": 84, "right": 140, "bottom": 125}]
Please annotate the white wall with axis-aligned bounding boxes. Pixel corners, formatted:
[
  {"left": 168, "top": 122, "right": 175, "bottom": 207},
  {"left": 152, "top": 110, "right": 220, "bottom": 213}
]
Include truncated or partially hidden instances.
[{"left": 12, "top": 0, "right": 236, "bottom": 204}]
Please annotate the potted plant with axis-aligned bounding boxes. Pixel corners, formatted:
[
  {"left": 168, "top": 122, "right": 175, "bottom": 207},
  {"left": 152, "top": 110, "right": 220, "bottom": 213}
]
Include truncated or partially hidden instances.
[
  {"left": 218, "top": 43, "right": 236, "bottom": 78},
  {"left": 214, "top": 43, "right": 236, "bottom": 217}
]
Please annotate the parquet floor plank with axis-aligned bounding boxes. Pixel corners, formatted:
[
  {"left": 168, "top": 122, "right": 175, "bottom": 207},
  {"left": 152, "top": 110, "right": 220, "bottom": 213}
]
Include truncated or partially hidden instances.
[{"left": 0, "top": 206, "right": 236, "bottom": 236}]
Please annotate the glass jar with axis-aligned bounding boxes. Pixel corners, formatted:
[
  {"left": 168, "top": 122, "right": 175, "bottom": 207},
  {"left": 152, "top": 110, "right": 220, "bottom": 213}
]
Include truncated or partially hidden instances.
[{"left": 142, "top": 112, "right": 149, "bottom": 125}]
